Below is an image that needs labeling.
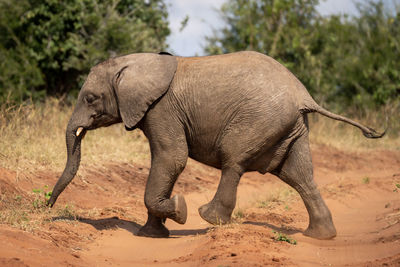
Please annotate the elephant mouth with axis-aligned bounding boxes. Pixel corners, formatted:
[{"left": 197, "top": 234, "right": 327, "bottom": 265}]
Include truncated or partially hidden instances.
[
  {"left": 74, "top": 117, "right": 95, "bottom": 137},
  {"left": 74, "top": 127, "right": 87, "bottom": 138},
  {"left": 75, "top": 127, "right": 84, "bottom": 137}
]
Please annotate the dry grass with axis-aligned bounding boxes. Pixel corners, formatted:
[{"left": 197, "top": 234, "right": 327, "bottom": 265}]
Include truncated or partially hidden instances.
[
  {"left": 308, "top": 102, "right": 400, "bottom": 151},
  {"left": 0, "top": 183, "right": 141, "bottom": 232},
  {"left": 257, "top": 185, "right": 298, "bottom": 209},
  {"left": 0, "top": 98, "right": 399, "bottom": 173},
  {"left": 0, "top": 98, "right": 150, "bottom": 172},
  {"left": 0, "top": 187, "right": 78, "bottom": 232}
]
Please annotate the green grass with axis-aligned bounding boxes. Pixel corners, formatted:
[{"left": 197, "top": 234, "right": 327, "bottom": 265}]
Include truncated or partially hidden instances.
[
  {"left": 362, "top": 177, "right": 370, "bottom": 184},
  {"left": 32, "top": 185, "right": 52, "bottom": 209},
  {"left": 273, "top": 231, "right": 297, "bottom": 245},
  {"left": 394, "top": 183, "right": 400, "bottom": 192}
]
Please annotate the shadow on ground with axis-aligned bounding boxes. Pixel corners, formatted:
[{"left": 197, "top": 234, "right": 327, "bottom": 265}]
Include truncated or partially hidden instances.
[
  {"left": 170, "top": 228, "right": 210, "bottom": 236},
  {"left": 243, "top": 221, "right": 302, "bottom": 235},
  {"left": 52, "top": 216, "right": 210, "bottom": 237}
]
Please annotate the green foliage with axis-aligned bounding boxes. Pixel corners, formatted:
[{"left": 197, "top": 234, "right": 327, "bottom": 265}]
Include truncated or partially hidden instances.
[
  {"left": 273, "top": 231, "right": 297, "bottom": 245},
  {"left": 206, "top": 0, "right": 318, "bottom": 56},
  {"left": 32, "top": 185, "right": 52, "bottom": 209},
  {"left": 362, "top": 177, "right": 370, "bottom": 184},
  {"left": 394, "top": 183, "right": 400, "bottom": 192},
  {"left": 311, "top": 1, "right": 400, "bottom": 111},
  {"left": 205, "top": 0, "right": 400, "bottom": 112},
  {"left": 0, "top": 0, "right": 170, "bottom": 103}
]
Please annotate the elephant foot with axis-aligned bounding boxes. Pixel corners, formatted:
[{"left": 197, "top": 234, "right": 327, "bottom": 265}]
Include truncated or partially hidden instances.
[
  {"left": 168, "top": 195, "right": 187, "bottom": 224},
  {"left": 137, "top": 216, "right": 169, "bottom": 238},
  {"left": 303, "top": 220, "right": 337, "bottom": 240},
  {"left": 170, "top": 194, "right": 187, "bottom": 224},
  {"left": 198, "top": 201, "right": 232, "bottom": 225},
  {"left": 137, "top": 195, "right": 187, "bottom": 238},
  {"left": 137, "top": 224, "right": 169, "bottom": 238}
]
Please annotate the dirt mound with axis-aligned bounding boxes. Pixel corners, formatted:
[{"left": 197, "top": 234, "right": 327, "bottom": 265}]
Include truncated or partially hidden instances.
[
  {"left": 1, "top": 145, "right": 399, "bottom": 266},
  {"left": 0, "top": 257, "right": 29, "bottom": 267},
  {"left": 172, "top": 225, "right": 290, "bottom": 266}
]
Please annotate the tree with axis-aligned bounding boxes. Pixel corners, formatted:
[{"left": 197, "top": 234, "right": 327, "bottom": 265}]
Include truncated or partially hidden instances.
[
  {"left": 205, "top": 0, "right": 324, "bottom": 102},
  {"left": 343, "top": 1, "right": 400, "bottom": 107},
  {"left": 306, "top": 1, "right": 400, "bottom": 111},
  {"left": 205, "top": 0, "right": 318, "bottom": 56},
  {"left": 0, "top": 0, "right": 170, "bottom": 103},
  {"left": 205, "top": 0, "right": 400, "bottom": 111}
]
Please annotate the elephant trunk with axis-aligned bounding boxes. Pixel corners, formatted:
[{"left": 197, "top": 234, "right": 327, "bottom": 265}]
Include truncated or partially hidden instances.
[{"left": 47, "top": 121, "right": 85, "bottom": 207}]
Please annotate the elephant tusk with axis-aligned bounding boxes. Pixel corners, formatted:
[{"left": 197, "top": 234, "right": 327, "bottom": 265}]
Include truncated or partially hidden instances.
[{"left": 76, "top": 127, "right": 84, "bottom": 137}]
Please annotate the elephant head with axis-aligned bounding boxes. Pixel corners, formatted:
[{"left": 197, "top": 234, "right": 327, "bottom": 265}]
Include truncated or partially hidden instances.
[{"left": 47, "top": 53, "right": 177, "bottom": 207}]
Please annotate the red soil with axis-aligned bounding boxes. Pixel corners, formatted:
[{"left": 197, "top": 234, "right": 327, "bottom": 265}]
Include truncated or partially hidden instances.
[{"left": 0, "top": 144, "right": 399, "bottom": 266}]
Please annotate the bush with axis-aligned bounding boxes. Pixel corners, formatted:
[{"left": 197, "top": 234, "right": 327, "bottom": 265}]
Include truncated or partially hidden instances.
[{"left": 0, "top": 0, "right": 170, "bottom": 103}]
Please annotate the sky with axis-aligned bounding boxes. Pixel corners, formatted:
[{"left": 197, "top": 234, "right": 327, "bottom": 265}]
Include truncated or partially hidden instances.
[{"left": 165, "top": 0, "right": 358, "bottom": 56}]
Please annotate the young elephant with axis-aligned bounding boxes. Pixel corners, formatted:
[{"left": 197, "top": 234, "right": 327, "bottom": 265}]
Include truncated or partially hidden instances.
[{"left": 47, "top": 51, "right": 384, "bottom": 239}]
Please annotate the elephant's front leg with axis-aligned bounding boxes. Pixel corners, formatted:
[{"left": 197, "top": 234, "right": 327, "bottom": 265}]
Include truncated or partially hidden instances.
[
  {"left": 137, "top": 151, "right": 188, "bottom": 238},
  {"left": 138, "top": 212, "right": 169, "bottom": 238},
  {"left": 199, "top": 167, "right": 243, "bottom": 224}
]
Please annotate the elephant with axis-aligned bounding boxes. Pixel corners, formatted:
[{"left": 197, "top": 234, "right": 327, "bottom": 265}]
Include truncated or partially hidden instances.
[{"left": 47, "top": 51, "right": 384, "bottom": 239}]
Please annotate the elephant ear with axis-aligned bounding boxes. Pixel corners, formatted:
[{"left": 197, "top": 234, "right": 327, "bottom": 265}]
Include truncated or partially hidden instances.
[{"left": 114, "top": 53, "right": 177, "bottom": 129}]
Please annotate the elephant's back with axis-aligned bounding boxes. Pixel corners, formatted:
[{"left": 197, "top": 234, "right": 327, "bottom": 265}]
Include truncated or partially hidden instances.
[{"left": 175, "top": 51, "right": 304, "bottom": 108}]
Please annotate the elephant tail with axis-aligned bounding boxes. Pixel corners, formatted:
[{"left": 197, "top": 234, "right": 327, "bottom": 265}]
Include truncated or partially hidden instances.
[{"left": 301, "top": 100, "right": 386, "bottom": 139}]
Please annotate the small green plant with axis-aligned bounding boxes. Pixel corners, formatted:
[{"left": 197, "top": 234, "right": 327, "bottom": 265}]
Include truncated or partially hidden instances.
[
  {"left": 32, "top": 185, "right": 52, "bottom": 209},
  {"left": 362, "top": 177, "right": 370, "bottom": 184},
  {"left": 258, "top": 200, "right": 269, "bottom": 208},
  {"left": 394, "top": 183, "right": 400, "bottom": 192},
  {"left": 233, "top": 209, "right": 245, "bottom": 219},
  {"left": 14, "top": 195, "right": 22, "bottom": 203},
  {"left": 273, "top": 231, "right": 297, "bottom": 245}
]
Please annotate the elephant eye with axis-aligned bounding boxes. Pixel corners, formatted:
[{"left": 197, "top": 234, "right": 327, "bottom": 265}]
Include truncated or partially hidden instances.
[{"left": 85, "top": 94, "right": 98, "bottom": 104}]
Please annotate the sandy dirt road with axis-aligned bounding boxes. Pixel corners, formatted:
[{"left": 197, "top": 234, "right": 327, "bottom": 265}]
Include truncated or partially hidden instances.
[{"left": 0, "top": 144, "right": 399, "bottom": 266}]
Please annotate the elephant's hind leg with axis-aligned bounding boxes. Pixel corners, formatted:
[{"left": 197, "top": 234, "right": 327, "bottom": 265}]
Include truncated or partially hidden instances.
[
  {"left": 199, "top": 167, "right": 243, "bottom": 224},
  {"left": 273, "top": 133, "right": 337, "bottom": 239}
]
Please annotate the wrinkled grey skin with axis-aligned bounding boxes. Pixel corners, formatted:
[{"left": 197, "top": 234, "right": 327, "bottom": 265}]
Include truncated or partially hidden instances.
[{"left": 48, "top": 51, "right": 384, "bottom": 239}]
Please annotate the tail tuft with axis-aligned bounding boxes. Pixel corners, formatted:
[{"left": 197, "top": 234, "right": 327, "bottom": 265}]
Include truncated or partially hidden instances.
[{"left": 362, "top": 127, "right": 386, "bottom": 139}]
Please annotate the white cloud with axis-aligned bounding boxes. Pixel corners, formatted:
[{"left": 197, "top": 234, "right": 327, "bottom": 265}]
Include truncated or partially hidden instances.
[
  {"left": 317, "top": 0, "right": 357, "bottom": 16},
  {"left": 165, "top": 0, "right": 225, "bottom": 56}
]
